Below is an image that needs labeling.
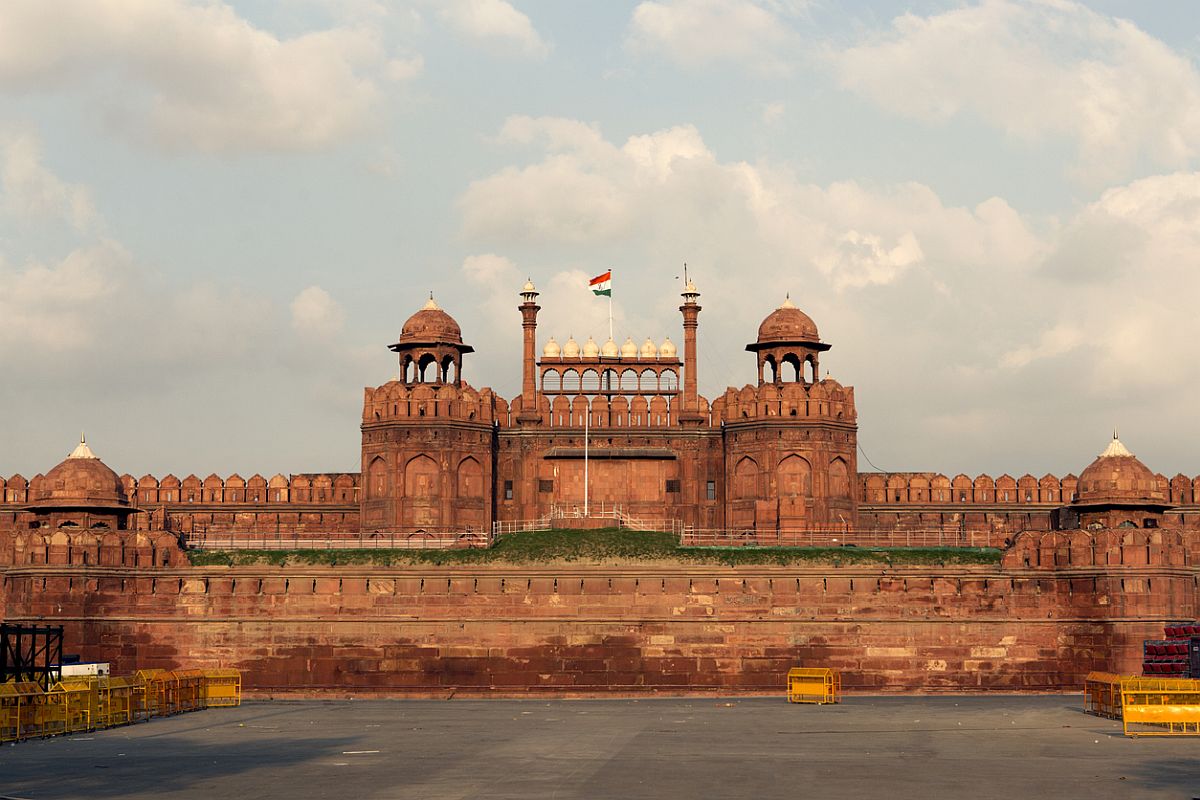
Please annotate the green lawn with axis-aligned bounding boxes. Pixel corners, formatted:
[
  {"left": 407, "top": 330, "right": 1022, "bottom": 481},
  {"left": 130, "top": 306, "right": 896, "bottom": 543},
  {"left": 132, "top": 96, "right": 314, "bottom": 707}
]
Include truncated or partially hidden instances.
[{"left": 185, "top": 528, "right": 1001, "bottom": 568}]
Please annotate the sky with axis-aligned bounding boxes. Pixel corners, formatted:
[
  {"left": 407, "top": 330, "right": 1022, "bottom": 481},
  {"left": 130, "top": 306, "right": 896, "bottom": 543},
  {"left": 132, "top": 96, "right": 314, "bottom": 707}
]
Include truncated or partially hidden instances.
[{"left": 2, "top": 0, "right": 1200, "bottom": 481}]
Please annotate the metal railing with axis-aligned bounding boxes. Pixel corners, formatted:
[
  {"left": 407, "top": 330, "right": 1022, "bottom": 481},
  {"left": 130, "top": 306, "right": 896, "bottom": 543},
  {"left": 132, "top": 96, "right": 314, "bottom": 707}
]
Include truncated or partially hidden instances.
[
  {"left": 679, "top": 527, "right": 994, "bottom": 549},
  {"left": 184, "top": 529, "right": 493, "bottom": 551}
]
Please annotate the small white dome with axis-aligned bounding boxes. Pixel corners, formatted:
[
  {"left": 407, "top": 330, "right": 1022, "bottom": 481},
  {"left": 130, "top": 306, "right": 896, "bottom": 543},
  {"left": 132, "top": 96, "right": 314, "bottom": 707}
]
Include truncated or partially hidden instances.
[
  {"left": 522, "top": 279, "right": 536, "bottom": 293},
  {"left": 542, "top": 337, "right": 561, "bottom": 357},
  {"left": 639, "top": 338, "right": 658, "bottom": 359},
  {"left": 620, "top": 337, "right": 638, "bottom": 358},
  {"left": 563, "top": 336, "right": 580, "bottom": 357},
  {"left": 583, "top": 336, "right": 600, "bottom": 357},
  {"left": 660, "top": 337, "right": 677, "bottom": 358},
  {"left": 601, "top": 337, "right": 619, "bottom": 357}
]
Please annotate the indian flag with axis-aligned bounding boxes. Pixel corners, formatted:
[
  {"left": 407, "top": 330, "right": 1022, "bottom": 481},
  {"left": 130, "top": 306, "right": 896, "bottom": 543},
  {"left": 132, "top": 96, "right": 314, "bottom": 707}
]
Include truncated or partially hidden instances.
[{"left": 589, "top": 270, "right": 612, "bottom": 296}]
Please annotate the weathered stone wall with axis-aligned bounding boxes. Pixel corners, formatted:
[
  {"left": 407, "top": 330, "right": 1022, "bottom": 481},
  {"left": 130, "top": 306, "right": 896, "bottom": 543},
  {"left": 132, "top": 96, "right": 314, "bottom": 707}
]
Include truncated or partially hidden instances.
[{"left": 2, "top": 557, "right": 1193, "bottom": 696}]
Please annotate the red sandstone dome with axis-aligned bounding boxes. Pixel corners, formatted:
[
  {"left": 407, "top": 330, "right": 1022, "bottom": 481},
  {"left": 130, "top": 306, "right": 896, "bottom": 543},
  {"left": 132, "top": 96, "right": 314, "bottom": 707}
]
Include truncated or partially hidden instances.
[
  {"left": 31, "top": 437, "right": 130, "bottom": 510},
  {"left": 1073, "top": 435, "right": 1168, "bottom": 509},
  {"left": 756, "top": 297, "right": 821, "bottom": 345},
  {"left": 398, "top": 297, "right": 463, "bottom": 345}
]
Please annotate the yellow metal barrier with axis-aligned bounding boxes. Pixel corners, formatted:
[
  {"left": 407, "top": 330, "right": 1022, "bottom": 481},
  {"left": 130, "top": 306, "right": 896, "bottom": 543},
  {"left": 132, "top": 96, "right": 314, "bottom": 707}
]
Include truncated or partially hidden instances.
[
  {"left": 1083, "top": 672, "right": 1124, "bottom": 720},
  {"left": 3, "top": 667, "right": 240, "bottom": 744},
  {"left": 0, "top": 682, "right": 35, "bottom": 742},
  {"left": 46, "top": 681, "right": 94, "bottom": 735},
  {"left": 139, "top": 669, "right": 174, "bottom": 717},
  {"left": 0, "top": 682, "right": 49, "bottom": 741},
  {"left": 172, "top": 670, "right": 206, "bottom": 713},
  {"left": 1121, "top": 677, "right": 1200, "bottom": 737},
  {"left": 100, "top": 676, "right": 139, "bottom": 727},
  {"left": 203, "top": 669, "right": 243, "bottom": 707},
  {"left": 787, "top": 667, "right": 841, "bottom": 704}
]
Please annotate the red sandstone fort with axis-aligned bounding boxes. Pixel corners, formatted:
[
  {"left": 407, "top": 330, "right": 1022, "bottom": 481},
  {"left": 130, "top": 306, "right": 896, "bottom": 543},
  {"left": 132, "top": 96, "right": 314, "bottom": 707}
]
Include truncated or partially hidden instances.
[{"left": 1, "top": 283, "right": 1197, "bottom": 694}]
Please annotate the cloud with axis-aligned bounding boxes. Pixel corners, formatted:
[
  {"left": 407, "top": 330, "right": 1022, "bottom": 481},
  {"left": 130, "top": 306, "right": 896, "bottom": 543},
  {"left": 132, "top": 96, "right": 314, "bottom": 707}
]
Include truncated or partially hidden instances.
[
  {"left": 1000, "top": 323, "right": 1083, "bottom": 369},
  {"left": 439, "top": 0, "right": 551, "bottom": 59},
  {"left": 626, "top": 0, "right": 800, "bottom": 72},
  {"left": 0, "top": 241, "right": 131, "bottom": 352},
  {"left": 832, "top": 0, "right": 1200, "bottom": 182},
  {"left": 0, "top": 0, "right": 406, "bottom": 153},
  {"left": 291, "top": 286, "right": 346, "bottom": 336},
  {"left": 0, "top": 132, "right": 96, "bottom": 230},
  {"left": 455, "top": 115, "right": 1200, "bottom": 472}
]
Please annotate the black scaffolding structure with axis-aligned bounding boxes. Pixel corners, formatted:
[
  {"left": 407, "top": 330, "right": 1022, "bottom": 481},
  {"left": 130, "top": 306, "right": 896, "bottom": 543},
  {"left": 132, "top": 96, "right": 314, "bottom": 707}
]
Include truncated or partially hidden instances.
[{"left": 0, "top": 623, "right": 64, "bottom": 690}]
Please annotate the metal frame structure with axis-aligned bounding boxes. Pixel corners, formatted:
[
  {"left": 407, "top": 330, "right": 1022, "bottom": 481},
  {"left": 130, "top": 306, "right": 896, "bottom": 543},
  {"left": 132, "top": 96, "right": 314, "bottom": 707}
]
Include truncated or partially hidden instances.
[{"left": 0, "top": 623, "right": 64, "bottom": 690}]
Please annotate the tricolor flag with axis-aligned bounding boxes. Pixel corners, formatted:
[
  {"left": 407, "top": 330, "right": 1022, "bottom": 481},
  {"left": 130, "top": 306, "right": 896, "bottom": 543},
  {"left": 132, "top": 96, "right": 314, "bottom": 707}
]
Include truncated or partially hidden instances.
[{"left": 589, "top": 270, "right": 612, "bottom": 296}]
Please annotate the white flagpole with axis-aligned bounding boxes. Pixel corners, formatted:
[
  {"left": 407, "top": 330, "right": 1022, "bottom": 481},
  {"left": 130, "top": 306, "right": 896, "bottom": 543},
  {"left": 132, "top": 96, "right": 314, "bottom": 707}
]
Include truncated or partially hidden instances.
[
  {"left": 607, "top": 273, "right": 613, "bottom": 343},
  {"left": 584, "top": 404, "right": 590, "bottom": 516}
]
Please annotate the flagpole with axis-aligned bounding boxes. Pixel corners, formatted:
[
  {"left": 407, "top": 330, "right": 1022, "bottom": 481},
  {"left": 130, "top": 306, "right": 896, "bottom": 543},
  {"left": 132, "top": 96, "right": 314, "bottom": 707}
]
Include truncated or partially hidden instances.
[
  {"left": 584, "top": 404, "right": 589, "bottom": 516},
  {"left": 607, "top": 274, "right": 613, "bottom": 343}
]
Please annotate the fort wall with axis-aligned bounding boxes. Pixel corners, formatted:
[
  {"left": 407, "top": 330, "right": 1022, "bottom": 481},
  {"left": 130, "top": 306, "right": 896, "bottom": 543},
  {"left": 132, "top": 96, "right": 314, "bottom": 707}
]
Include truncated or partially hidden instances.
[{"left": 2, "top": 528, "right": 1196, "bottom": 696}]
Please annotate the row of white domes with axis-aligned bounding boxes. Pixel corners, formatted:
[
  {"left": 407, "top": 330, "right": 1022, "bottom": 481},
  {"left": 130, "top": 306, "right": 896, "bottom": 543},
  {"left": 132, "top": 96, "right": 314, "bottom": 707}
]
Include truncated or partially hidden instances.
[{"left": 544, "top": 336, "right": 677, "bottom": 359}]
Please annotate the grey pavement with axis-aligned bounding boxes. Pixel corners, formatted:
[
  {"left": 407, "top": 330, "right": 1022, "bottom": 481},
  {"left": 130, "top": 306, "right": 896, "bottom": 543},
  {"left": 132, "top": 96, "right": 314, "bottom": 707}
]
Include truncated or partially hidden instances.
[{"left": 1, "top": 696, "right": 1197, "bottom": 799}]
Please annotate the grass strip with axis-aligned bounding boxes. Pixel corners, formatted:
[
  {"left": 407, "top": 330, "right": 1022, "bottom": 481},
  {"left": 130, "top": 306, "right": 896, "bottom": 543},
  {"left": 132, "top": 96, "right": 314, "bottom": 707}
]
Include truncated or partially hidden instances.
[{"left": 185, "top": 527, "right": 1001, "bottom": 568}]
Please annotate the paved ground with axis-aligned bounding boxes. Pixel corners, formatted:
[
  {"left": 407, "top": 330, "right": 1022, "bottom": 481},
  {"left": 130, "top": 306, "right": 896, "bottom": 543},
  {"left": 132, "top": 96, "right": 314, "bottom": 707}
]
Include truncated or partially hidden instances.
[{"left": 1, "top": 696, "right": 1197, "bottom": 799}]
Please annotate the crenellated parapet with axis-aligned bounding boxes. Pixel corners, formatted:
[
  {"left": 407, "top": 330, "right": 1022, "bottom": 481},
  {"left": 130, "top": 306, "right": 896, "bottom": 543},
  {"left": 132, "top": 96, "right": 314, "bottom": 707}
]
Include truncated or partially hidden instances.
[
  {"left": 363, "top": 380, "right": 503, "bottom": 425},
  {"left": 858, "top": 472, "right": 1077, "bottom": 505},
  {"left": 1002, "top": 528, "right": 1196, "bottom": 570},
  {"left": 711, "top": 379, "right": 856, "bottom": 424}
]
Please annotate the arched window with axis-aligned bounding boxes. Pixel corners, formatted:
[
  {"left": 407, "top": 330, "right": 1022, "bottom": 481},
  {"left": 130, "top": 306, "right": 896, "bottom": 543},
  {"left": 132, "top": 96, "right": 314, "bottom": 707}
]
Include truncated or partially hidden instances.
[
  {"left": 734, "top": 457, "right": 758, "bottom": 500},
  {"left": 778, "top": 455, "right": 812, "bottom": 497}
]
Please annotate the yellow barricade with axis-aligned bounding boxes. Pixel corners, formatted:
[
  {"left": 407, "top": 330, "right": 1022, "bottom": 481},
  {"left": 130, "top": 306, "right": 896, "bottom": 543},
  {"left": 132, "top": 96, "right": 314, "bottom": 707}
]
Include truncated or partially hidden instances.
[
  {"left": 787, "top": 667, "right": 841, "bottom": 704},
  {"left": 203, "top": 669, "right": 243, "bottom": 707},
  {"left": 100, "top": 676, "right": 139, "bottom": 727},
  {"left": 1083, "top": 672, "right": 1124, "bottom": 720},
  {"left": 0, "top": 682, "right": 31, "bottom": 742},
  {"left": 2, "top": 667, "right": 241, "bottom": 743},
  {"left": 172, "top": 670, "right": 206, "bottom": 713},
  {"left": 46, "top": 681, "right": 94, "bottom": 735},
  {"left": 138, "top": 669, "right": 174, "bottom": 717},
  {"left": 0, "top": 682, "right": 49, "bottom": 741},
  {"left": 1121, "top": 677, "right": 1200, "bottom": 737}
]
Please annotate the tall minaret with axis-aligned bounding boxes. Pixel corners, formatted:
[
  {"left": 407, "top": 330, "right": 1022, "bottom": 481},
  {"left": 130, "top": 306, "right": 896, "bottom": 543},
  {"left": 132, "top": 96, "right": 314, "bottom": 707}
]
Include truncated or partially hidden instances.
[
  {"left": 517, "top": 279, "right": 542, "bottom": 424},
  {"left": 679, "top": 277, "right": 704, "bottom": 424}
]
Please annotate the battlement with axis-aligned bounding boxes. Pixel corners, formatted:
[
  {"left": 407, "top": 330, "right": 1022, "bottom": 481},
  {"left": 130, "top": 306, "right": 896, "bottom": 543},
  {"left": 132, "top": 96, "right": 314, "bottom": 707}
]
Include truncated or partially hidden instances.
[{"left": 859, "top": 471, "right": 1200, "bottom": 506}]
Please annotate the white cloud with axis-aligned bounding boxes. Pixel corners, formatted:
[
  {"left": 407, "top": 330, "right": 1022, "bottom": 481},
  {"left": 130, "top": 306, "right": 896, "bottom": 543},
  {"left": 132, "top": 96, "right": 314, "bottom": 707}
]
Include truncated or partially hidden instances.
[
  {"left": 0, "top": 0, "right": 405, "bottom": 153},
  {"left": 761, "top": 102, "right": 786, "bottom": 125},
  {"left": 832, "top": 0, "right": 1200, "bottom": 182},
  {"left": 626, "top": 0, "right": 799, "bottom": 72},
  {"left": 439, "top": 0, "right": 551, "bottom": 59},
  {"left": 462, "top": 252, "right": 521, "bottom": 285},
  {"left": 385, "top": 55, "right": 425, "bottom": 81},
  {"left": 0, "top": 241, "right": 131, "bottom": 352},
  {"left": 1000, "top": 323, "right": 1083, "bottom": 369},
  {"left": 455, "top": 115, "right": 1200, "bottom": 471},
  {"left": 291, "top": 286, "right": 346, "bottom": 336},
  {"left": 815, "top": 230, "right": 923, "bottom": 290},
  {"left": 0, "top": 133, "right": 96, "bottom": 230}
]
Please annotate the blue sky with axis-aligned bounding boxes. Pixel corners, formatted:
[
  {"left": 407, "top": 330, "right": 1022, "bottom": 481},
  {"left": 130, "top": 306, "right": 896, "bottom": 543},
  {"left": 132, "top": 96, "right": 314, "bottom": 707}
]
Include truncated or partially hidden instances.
[{"left": 2, "top": 0, "right": 1199, "bottom": 480}]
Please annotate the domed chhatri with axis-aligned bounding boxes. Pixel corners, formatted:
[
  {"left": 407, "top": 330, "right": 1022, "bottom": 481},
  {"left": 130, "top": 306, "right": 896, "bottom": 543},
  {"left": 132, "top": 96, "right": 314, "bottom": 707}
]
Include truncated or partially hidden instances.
[
  {"left": 562, "top": 336, "right": 580, "bottom": 358},
  {"left": 620, "top": 337, "right": 638, "bottom": 358},
  {"left": 583, "top": 336, "right": 600, "bottom": 358},
  {"left": 390, "top": 295, "right": 474, "bottom": 386},
  {"left": 640, "top": 337, "right": 658, "bottom": 359},
  {"left": 1073, "top": 433, "right": 1169, "bottom": 510},
  {"left": 34, "top": 434, "right": 128, "bottom": 509},
  {"left": 542, "top": 337, "right": 561, "bottom": 358},
  {"left": 746, "top": 296, "right": 830, "bottom": 386},
  {"left": 601, "top": 338, "right": 619, "bottom": 358},
  {"left": 755, "top": 296, "right": 822, "bottom": 346},
  {"left": 398, "top": 295, "right": 465, "bottom": 346},
  {"left": 659, "top": 337, "right": 677, "bottom": 358}
]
